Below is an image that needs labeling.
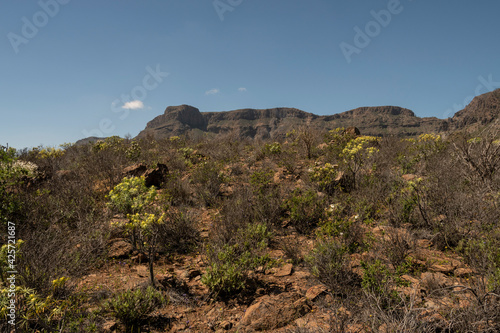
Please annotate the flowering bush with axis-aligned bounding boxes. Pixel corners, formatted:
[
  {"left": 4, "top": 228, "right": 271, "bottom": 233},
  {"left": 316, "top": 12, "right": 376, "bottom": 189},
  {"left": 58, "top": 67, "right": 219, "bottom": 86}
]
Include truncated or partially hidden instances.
[
  {"left": 309, "top": 163, "right": 339, "bottom": 194},
  {"left": 0, "top": 285, "right": 59, "bottom": 330},
  {"left": 108, "top": 176, "right": 164, "bottom": 286},
  {"left": 107, "top": 176, "right": 156, "bottom": 216},
  {"left": 340, "top": 136, "right": 379, "bottom": 172},
  {"left": 398, "top": 133, "right": 445, "bottom": 173}
]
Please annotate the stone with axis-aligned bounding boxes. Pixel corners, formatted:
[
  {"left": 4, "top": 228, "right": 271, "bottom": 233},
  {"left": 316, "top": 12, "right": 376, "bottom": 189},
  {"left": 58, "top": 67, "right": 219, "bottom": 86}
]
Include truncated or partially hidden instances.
[
  {"left": 180, "top": 269, "right": 202, "bottom": 281},
  {"left": 402, "top": 174, "right": 417, "bottom": 181},
  {"left": 220, "top": 321, "right": 232, "bottom": 330},
  {"left": 454, "top": 267, "right": 473, "bottom": 277},
  {"left": 108, "top": 240, "right": 133, "bottom": 258},
  {"left": 156, "top": 273, "right": 176, "bottom": 288},
  {"left": 122, "top": 163, "right": 147, "bottom": 178},
  {"left": 102, "top": 320, "right": 118, "bottom": 332},
  {"left": 305, "top": 285, "right": 328, "bottom": 301},
  {"left": 275, "top": 263, "right": 293, "bottom": 277},
  {"left": 316, "top": 143, "right": 329, "bottom": 150},
  {"left": 144, "top": 163, "right": 168, "bottom": 187},
  {"left": 344, "top": 126, "right": 361, "bottom": 136},
  {"left": 430, "top": 264, "right": 455, "bottom": 274},
  {"left": 135, "top": 265, "right": 148, "bottom": 278},
  {"left": 401, "top": 274, "right": 420, "bottom": 285},
  {"left": 238, "top": 292, "right": 311, "bottom": 331}
]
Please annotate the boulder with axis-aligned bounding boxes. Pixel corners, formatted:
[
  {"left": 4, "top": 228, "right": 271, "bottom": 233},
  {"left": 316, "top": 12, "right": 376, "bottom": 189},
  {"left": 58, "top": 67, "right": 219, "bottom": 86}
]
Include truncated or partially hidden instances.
[
  {"left": 274, "top": 263, "right": 293, "bottom": 277},
  {"left": 122, "top": 163, "right": 168, "bottom": 187},
  {"left": 122, "top": 163, "right": 147, "bottom": 177},
  {"left": 238, "top": 292, "right": 311, "bottom": 331},
  {"left": 454, "top": 267, "right": 473, "bottom": 278},
  {"left": 108, "top": 240, "right": 133, "bottom": 258},
  {"left": 144, "top": 163, "right": 168, "bottom": 187},
  {"left": 102, "top": 320, "right": 118, "bottom": 332},
  {"left": 402, "top": 174, "right": 417, "bottom": 181},
  {"left": 305, "top": 285, "right": 328, "bottom": 301},
  {"left": 344, "top": 126, "right": 360, "bottom": 136}
]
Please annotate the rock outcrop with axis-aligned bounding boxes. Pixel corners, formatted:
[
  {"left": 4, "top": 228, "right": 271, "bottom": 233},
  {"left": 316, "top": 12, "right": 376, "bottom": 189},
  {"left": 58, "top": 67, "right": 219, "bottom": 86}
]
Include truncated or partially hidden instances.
[{"left": 133, "top": 89, "right": 500, "bottom": 140}]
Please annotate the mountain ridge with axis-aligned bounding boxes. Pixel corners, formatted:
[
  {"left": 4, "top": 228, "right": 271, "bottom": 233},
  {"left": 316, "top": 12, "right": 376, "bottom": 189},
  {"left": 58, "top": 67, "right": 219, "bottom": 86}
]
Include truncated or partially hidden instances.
[{"left": 132, "top": 88, "right": 500, "bottom": 140}]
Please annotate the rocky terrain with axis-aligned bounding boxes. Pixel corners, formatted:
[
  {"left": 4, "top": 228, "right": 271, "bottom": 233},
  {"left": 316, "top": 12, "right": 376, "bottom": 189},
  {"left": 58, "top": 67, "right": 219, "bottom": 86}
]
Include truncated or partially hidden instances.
[
  {"left": 137, "top": 89, "right": 500, "bottom": 140},
  {"left": 1, "top": 89, "right": 499, "bottom": 332}
]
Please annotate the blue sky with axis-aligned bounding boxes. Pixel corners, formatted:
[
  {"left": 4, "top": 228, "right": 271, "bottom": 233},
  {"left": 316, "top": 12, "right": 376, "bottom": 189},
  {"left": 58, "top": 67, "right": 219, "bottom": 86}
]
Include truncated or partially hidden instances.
[{"left": 1, "top": 0, "right": 499, "bottom": 149}]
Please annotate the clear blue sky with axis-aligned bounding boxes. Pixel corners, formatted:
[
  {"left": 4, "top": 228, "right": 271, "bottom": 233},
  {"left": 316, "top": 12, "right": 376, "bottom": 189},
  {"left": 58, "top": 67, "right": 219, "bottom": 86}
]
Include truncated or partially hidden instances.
[{"left": 1, "top": 0, "right": 499, "bottom": 149}]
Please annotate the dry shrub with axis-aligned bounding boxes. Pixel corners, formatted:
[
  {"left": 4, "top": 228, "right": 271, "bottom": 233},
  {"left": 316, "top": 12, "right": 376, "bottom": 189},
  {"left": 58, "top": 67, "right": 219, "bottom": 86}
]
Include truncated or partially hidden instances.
[
  {"left": 306, "top": 238, "right": 361, "bottom": 296},
  {"left": 191, "top": 161, "right": 224, "bottom": 207},
  {"left": 276, "top": 236, "right": 304, "bottom": 265},
  {"left": 154, "top": 208, "right": 199, "bottom": 254},
  {"left": 383, "top": 227, "right": 415, "bottom": 269}
]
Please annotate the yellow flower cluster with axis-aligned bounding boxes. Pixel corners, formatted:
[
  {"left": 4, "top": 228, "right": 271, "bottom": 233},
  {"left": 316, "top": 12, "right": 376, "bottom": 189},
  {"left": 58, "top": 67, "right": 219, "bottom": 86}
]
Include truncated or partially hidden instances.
[
  {"left": 36, "top": 147, "right": 65, "bottom": 159},
  {"left": 417, "top": 133, "right": 441, "bottom": 143},
  {"left": 107, "top": 176, "right": 157, "bottom": 214},
  {"left": 127, "top": 212, "right": 164, "bottom": 231},
  {"left": 51, "top": 276, "right": 69, "bottom": 289},
  {"left": 341, "top": 136, "right": 379, "bottom": 160}
]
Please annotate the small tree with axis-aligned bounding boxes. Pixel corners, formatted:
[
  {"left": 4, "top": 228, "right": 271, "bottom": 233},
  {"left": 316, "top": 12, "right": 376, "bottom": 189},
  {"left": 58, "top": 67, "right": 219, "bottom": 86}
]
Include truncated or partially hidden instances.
[
  {"left": 340, "top": 136, "right": 379, "bottom": 188},
  {"left": 107, "top": 177, "right": 162, "bottom": 287}
]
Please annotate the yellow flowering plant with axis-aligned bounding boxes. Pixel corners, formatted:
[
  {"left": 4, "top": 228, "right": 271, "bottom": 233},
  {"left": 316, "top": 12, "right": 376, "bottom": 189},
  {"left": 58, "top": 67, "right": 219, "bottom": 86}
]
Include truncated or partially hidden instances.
[
  {"left": 399, "top": 133, "right": 445, "bottom": 173},
  {"left": 107, "top": 176, "right": 163, "bottom": 287},
  {"left": 0, "top": 285, "right": 61, "bottom": 330},
  {"left": 339, "top": 136, "right": 379, "bottom": 188}
]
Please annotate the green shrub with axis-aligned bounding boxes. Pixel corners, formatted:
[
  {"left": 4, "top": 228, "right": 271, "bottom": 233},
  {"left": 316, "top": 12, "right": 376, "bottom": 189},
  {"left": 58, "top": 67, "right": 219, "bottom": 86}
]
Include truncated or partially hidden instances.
[
  {"left": 249, "top": 168, "right": 275, "bottom": 195},
  {"left": 262, "top": 142, "right": 282, "bottom": 155},
  {"left": 104, "top": 286, "right": 167, "bottom": 331},
  {"left": 461, "top": 235, "right": 500, "bottom": 294},
  {"left": 282, "top": 188, "right": 326, "bottom": 234},
  {"left": 249, "top": 168, "right": 283, "bottom": 226},
  {"left": 0, "top": 282, "right": 89, "bottom": 332},
  {"left": 191, "top": 161, "right": 224, "bottom": 207},
  {"left": 202, "top": 223, "right": 273, "bottom": 296},
  {"left": 125, "top": 141, "right": 141, "bottom": 162},
  {"left": 361, "top": 259, "right": 404, "bottom": 309},
  {"left": 317, "top": 202, "right": 367, "bottom": 253},
  {"left": 306, "top": 238, "right": 359, "bottom": 295}
]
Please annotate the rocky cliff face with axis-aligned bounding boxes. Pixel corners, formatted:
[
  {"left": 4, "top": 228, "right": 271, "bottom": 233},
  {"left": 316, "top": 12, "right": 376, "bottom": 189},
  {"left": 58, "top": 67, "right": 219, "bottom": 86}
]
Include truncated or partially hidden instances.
[
  {"left": 447, "top": 88, "right": 500, "bottom": 131},
  {"left": 136, "top": 89, "right": 500, "bottom": 140}
]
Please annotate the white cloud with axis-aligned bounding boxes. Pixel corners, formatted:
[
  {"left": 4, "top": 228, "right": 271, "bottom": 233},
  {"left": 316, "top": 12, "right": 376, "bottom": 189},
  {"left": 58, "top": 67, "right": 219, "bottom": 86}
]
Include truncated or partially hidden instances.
[
  {"left": 122, "top": 100, "right": 144, "bottom": 110},
  {"left": 205, "top": 88, "right": 220, "bottom": 95},
  {"left": 238, "top": 87, "right": 247, "bottom": 92}
]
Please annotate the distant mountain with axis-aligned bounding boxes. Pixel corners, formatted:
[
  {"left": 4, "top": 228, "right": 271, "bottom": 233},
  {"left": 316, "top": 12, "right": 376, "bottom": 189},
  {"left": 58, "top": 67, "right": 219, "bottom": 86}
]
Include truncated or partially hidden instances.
[
  {"left": 446, "top": 88, "right": 500, "bottom": 132},
  {"left": 74, "top": 136, "right": 107, "bottom": 146},
  {"left": 135, "top": 88, "right": 500, "bottom": 140}
]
